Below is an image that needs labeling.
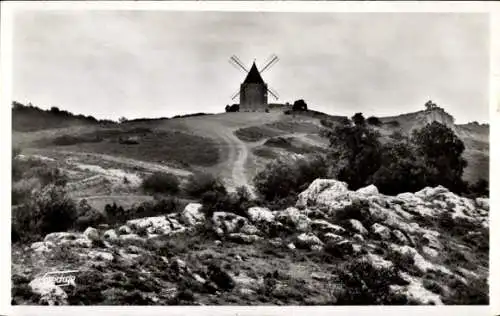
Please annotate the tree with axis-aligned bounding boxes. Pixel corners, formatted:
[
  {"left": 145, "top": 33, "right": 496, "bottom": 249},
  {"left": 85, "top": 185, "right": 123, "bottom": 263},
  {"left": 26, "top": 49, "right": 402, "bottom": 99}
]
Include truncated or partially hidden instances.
[
  {"left": 225, "top": 104, "right": 239, "bottom": 112},
  {"left": 292, "top": 99, "right": 308, "bottom": 111},
  {"left": 118, "top": 116, "right": 128, "bottom": 123},
  {"left": 371, "top": 141, "right": 435, "bottom": 195},
  {"left": 324, "top": 121, "right": 382, "bottom": 190},
  {"left": 412, "top": 121, "right": 467, "bottom": 192},
  {"left": 351, "top": 113, "right": 366, "bottom": 126}
]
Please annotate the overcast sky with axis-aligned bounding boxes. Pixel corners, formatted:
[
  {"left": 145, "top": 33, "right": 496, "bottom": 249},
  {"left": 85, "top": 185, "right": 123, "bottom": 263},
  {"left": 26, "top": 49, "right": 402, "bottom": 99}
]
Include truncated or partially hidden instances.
[{"left": 12, "top": 11, "right": 489, "bottom": 123}]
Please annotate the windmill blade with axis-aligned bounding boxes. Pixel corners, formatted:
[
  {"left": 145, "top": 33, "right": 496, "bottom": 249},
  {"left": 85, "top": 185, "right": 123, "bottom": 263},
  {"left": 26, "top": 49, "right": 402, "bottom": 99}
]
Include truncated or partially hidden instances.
[
  {"left": 267, "top": 86, "right": 279, "bottom": 100},
  {"left": 231, "top": 90, "right": 240, "bottom": 100},
  {"left": 229, "top": 55, "right": 248, "bottom": 73},
  {"left": 260, "top": 55, "right": 279, "bottom": 74}
]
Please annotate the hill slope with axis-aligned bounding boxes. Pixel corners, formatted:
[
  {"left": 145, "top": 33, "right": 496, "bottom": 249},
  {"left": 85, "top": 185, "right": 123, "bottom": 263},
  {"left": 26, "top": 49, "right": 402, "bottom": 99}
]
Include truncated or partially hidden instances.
[{"left": 12, "top": 105, "right": 489, "bottom": 205}]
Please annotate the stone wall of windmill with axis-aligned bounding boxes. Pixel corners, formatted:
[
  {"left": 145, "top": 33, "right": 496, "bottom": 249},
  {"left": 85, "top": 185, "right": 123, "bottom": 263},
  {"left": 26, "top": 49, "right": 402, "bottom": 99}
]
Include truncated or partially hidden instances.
[{"left": 240, "top": 82, "right": 268, "bottom": 112}]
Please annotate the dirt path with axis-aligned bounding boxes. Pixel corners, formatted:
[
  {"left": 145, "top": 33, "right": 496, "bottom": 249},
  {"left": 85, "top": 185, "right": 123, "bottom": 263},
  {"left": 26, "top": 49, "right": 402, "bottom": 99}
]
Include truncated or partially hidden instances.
[{"left": 210, "top": 126, "right": 254, "bottom": 195}]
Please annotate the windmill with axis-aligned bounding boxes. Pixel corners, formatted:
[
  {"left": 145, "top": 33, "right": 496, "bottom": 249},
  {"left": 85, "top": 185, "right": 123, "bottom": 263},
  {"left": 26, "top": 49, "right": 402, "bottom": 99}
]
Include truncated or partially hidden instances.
[{"left": 228, "top": 54, "right": 280, "bottom": 112}]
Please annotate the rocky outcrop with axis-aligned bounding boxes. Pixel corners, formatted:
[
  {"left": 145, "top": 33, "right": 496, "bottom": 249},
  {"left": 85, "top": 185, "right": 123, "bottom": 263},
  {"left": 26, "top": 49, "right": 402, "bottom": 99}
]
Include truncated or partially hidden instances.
[{"left": 17, "top": 178, "right": 488, "bottom": 306}]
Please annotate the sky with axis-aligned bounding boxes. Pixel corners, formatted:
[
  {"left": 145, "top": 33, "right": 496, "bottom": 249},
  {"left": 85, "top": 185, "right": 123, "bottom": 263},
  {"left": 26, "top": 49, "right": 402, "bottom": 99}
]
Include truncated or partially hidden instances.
[{"left": 12, "top": 11, "right": 490, "bottom": 123}]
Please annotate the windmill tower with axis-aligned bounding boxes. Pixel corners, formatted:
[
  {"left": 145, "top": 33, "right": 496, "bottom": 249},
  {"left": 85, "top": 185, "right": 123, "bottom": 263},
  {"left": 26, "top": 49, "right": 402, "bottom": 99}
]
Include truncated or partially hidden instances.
[{"left": 229, "top": 55, "right": 280, "bottom": 112}]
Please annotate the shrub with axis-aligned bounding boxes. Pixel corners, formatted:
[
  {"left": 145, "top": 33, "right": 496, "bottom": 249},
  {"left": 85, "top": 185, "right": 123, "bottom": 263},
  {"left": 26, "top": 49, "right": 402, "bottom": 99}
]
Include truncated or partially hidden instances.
[
  {"left": 74, "top": 199, "right": 106, "bottom": 231},
  {"left": 334, "top": 259, "right": 409, "bottom": 305},
  {"left": 183, "top": 172, "right": 225, "bottom": 198},
  {"left": 320, "top": 119, "right": 334, "bottom": 129},
  {"left": 141, "top": 172, "right": 180, "bottom": 194},
  {"left": 12, "top": 184, "right": 77, "bottom": 242},
  {"left": 12, "top": 177, "right": 42, "bottom": 205},
  {"left": 24, "top": 166, "right": 68, "bottom": 187},
  {"left": 366, "top": 116, "right": 382, "bottom": 126},
  {"left": 253, "top": 155, "right": 328, "bottom": 202},
  {"left": 468, "top": 178, "right": 489, "bottom": 197}
]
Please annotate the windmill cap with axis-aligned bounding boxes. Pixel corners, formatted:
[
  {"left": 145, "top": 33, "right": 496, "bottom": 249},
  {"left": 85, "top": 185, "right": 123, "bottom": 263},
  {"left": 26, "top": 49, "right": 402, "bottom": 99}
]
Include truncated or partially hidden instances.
[{"left": 243, "top": 62, "right": 265, "bottom": 84}]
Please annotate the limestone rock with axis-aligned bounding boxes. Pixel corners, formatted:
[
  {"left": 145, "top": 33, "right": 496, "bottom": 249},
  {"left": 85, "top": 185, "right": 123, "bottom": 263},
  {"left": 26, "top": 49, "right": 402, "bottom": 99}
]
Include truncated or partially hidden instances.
[
  {"left": 247, "top": 207, "right": 275, "bottom": 223},
  {"left": 118, "top": 225, "right": 132, "bottom": 235},
  {"left": 296, "top": 232, "right": 323, "bottom": 250},
  {"left": 228, "top": 233, "right": 262, "bottom": 244},
  {"left": 296, "top": 179, "right": 349, "bottom": 208},
  {"left": 103, "top": 229, "right": 118, "bottom": 241},
  {"left": 356, "top": 184, "right": 379, "bottom": 196},
  {"left": 181, "top": 203, "right": 205, "bottom": 226},
  {"left": 31, "top": 241, "right": 55, "bottom": 253},
  {"left": 392, "top": 230, "right": 408, "bottom": 245},
  {"left": 274, "top": 207, "right": 310, "bottom": 232},
  {"left": 29, "top": 277, "right": 68, "bottom": 305},
  {"left": 83, "top": 227, "right": 99, "bottom": 241},
  {"left": 371, "top": 223, "right": 391, "bottom": 240},
  {"left": 310, "top": 219, "right": 346, "bottom": 235},
  {"left": 348, "top": 219, "right": 368, "bottom": 235}
]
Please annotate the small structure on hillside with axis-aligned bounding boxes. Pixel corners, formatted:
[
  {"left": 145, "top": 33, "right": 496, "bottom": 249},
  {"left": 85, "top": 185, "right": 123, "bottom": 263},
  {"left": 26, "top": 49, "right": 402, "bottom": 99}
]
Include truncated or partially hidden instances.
[{"left": 228, "top": 55, "right": 280, "bottom": 112}]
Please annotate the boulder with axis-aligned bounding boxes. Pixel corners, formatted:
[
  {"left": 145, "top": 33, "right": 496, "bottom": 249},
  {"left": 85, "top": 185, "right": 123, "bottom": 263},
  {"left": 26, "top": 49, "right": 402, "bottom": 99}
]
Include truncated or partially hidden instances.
[
  {"left": 118, "top": 225, "right": 132, "bottom": 235},
  {"left": 44, "top": 232, "right": 81, "bottom": 243},
  {"left": 392, "top": 230, "right": 408, "bottom": 245},
  {"left": 422, "top": 246, "right": 439, "bottom": 258},
  {"left": 348, "top": 219, "right": 368, "bottom": 235},
  {"left": 296, "top": 179, "right": 349, "bottom": 208},
  {"left": 247, "top": 207, "right": 275, "bottom": 223},
  {"left": 415, "top": 186, "right": 449, "bottom": 200},
  {"left": 422, "top": 232, "right": 441, "bottom": 250},
  {"left": 287, "top": 243, "right": 296, "bottom": 250},
  {"left": 87, "top": 250, "right": 114, "bottom": 261},
  {"left": 371, "top": 223, "right": 391, "bottom": 240},
  {"left": 310, "top": 219, "right": 346, "bottom": 235},
  {"left": 325, "top": 239, "right": 357, "bottom": 256},
  {"left": 83, "top": 227, "right": 99, "bottom": 241},
  {"left": 29, "top": 276, "right": 68, "bottom": 305},
  {"left": 31, "top": 241, "right": 55, "bottom": 253},
  {"left": 228, "top": 233, "right": 262, "bottom": 244},
  {"left": 295, "top": 232, "right": 324, "bottom": 250},
  {"left": 274, "top": 207, "right": 310, "bottom": 232},
  {"left": 127, "top": 216, "right": 174, "bottom": 235},
  {"left": 362, "top": 253, "right": 394, "bottom": 269},
  {"left": 352, "top": 234, "right": 364, "bottom": 242},
  {"left": 103, "top": 229, "right": 118, "bottom": 241},
  {"left": 322, "top": 233, "right": 344, "bottom": 243},
  {"left": 475, "top": 198, "right": 489, "bottom": 211},
  {"left": 181, "top": 203, "right": 205, "bottom": 226},
  {"left": 356, "top": 184, "right": 379, "bottom": 196},
  {"left": 119, "top": 233, "right": 146, "bottom": 244}
]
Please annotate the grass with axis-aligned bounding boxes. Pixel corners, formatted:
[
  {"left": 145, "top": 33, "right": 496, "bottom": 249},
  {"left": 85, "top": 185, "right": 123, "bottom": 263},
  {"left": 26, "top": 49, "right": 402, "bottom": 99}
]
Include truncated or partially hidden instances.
[
  {"left": 34, "top": 129, "right": 219, "bottom": 168},
  {"left": 234, "top": 126, "right": 283, "bottom": 142}
]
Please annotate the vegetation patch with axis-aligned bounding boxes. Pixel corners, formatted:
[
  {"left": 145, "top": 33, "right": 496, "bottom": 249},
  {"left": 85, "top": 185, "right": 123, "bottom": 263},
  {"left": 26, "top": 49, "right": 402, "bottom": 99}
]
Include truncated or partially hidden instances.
[{"left": 234, "top": 126, "right": 282, "bottom": 142}]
